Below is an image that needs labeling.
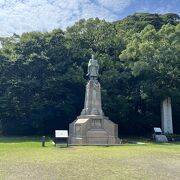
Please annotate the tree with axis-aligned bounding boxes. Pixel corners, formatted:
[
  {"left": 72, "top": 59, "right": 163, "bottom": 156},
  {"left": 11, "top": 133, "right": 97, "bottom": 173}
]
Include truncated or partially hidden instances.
[
  {"left": 119, "top": 23, "right": 180, "bottom": 134},
  {"left": 0, "top": 13, "right": 180, "bottom": 136}
]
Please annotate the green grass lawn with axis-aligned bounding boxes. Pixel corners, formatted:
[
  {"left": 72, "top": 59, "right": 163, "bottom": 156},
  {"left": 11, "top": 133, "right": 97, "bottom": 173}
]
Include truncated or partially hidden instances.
[{"left": 0, "top": 137, "right": 180, "bottom": 180}]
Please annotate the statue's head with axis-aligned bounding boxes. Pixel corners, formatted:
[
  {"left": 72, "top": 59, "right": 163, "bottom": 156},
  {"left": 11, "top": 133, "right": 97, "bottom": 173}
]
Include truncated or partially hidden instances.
[{"left": 91, "top": 54, "right": 95, "bottom": 60}]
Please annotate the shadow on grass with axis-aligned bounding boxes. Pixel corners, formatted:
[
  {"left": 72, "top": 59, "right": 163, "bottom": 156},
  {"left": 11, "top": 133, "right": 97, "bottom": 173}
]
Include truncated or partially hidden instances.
[
  {"left": 0, "top": 136, "right": 51, "bottom": 143},
  {"left": 153, "top": 142, "right": 180, "bottom": 145},
  {"left": 54, "top": 146, "right": 75, "bottom": 150},
  {"left": 0, "top": 136, "right": 179, "bottom": 146},
  {"left": 121, "top": 136, "right": 151, "bottom": 143}
]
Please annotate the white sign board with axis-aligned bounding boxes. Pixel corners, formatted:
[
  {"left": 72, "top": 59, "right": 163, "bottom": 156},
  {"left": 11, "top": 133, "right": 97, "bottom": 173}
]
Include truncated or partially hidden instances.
[
  {"left": 55, "top": 130, "right": 68, "bottom": 138},
  {"left": 154, "top": 127, "right": 162, "bottom": 133}
]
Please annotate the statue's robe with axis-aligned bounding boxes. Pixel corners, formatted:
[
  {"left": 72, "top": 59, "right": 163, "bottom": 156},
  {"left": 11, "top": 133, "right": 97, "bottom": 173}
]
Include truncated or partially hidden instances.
[{"left": 88, "top": 59, "right": 99, "bottom": 78}]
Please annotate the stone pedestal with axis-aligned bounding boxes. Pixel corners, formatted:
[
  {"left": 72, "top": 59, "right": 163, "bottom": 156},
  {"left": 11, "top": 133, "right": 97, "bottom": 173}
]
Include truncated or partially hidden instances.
[
  {"left": 69, "top": 80, "right": 119, "bottom": 144},
  {"left": 161, "top": 97, "right": 173, "bottom": 134},
  {"left": 81, "top": 80, "right": 103, "bottom": 116},
  {"left": 69, "top": 115, "right": 119, "bottom": 144},
  {"left": 155, "top": 135, "right": 168, "bottom": 143}
]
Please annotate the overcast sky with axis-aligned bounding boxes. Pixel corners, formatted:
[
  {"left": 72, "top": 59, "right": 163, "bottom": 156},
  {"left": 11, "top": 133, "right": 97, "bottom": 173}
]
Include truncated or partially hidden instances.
[{"left": 0, "top": 0, "right": 180, "bottom": 37}]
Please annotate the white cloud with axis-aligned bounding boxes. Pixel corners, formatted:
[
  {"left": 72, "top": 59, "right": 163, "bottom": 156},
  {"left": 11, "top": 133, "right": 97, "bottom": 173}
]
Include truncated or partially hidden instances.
[
  {"left": 0, "top": 0, "right": 131, "bottom": 37},
  {"left": 97, "top": 0, "right": 131, "bottom": 13}
]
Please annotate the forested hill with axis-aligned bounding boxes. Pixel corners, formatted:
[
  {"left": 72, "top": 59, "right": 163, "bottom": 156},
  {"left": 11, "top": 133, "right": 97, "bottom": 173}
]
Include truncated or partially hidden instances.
[
  {"left": 115, "top": 13, "right": 179, "bottom": 31},
  {"left": 0, "top": 13, "right": 180, "bottom": 135}
]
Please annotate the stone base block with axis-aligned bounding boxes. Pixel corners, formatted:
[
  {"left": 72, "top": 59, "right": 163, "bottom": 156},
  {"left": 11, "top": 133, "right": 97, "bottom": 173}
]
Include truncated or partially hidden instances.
[
  {"left": 71, "top": 137, "right": 86, "bottom": 144},
  {"left": 87, "top": 129, "right": 108, "bottom": 144},
  {"left": 69, "top": 115, "right": 119, "bottom": 144},
  {"left": 155, "top": 135, "right": 168, "bottom": 143}
]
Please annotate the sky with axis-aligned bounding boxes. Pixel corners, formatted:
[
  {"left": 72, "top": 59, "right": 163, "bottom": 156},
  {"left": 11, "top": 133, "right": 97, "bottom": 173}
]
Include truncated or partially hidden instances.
[{"left": 0, "top": 0, "right": 179, "bottom": 37}]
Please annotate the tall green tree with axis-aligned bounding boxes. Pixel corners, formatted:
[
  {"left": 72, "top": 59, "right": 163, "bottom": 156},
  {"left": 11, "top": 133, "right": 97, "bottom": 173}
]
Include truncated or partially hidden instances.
[
  {"left": 0, "top": 13, "right": 179, "bottom": 136},
  {"left": 119, "top": 23, "right": 180, "bottom": 134}
]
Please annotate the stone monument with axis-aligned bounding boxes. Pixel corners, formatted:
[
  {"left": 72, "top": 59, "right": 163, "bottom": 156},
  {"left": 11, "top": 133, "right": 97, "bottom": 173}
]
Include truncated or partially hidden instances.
[
  {"left": 69, "top": 55, "right": 119, "bottom": 144},
  {"left": 161, "top": 97, "right": 173, "bottom": 134},
  {"left": 153, "top": 127, "right": 168, "bottom": 143}
]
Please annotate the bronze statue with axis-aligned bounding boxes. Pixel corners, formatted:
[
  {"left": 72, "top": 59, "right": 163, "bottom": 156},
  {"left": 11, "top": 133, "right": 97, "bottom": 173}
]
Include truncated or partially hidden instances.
[{"left": 87, "top": 55, "right": 99, "bottom": 80}]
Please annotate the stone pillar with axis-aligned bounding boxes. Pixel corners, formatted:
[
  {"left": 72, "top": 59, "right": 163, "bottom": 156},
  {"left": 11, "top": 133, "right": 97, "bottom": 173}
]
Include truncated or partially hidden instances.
[
  {"left": 81, "top": 80, "right": 104, "bottom": 116},
  {"left": 161, "top": 97, "right": 173, "bottom": 134}
]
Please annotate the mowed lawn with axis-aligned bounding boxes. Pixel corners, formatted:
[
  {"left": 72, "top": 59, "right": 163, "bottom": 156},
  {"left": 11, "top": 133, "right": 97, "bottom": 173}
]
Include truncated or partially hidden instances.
[{"left": 0, "top": 137, "right": 180, "bottom": 180}]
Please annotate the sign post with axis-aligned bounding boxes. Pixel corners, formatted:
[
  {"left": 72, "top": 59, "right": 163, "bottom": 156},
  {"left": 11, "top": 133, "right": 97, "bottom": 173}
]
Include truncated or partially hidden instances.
[
  {"left": 153, "top": 127, "right": 162, "bottom": 134},
  {"left": 55, "top": 130, "right": 68, "bottom": 147},
  {"left": 42, "top": 136, "right": 46, "bottom": 147}
]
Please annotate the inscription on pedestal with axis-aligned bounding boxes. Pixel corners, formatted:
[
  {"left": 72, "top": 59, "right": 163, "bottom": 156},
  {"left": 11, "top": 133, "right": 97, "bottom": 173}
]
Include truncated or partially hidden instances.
[{"left": 91, "top": 119, "right": 102, "bottom": 128}]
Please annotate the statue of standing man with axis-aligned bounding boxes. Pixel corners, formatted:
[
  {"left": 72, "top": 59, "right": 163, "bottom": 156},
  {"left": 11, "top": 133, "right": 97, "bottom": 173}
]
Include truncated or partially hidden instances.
[{"left": 87, "top": 55, "right": 99, "bottom": 80}]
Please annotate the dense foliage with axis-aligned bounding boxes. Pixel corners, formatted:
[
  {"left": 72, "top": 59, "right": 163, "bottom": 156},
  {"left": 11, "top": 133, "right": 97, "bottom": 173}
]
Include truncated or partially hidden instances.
[{"left": 0, "top": 13, "right": 180, "bottom": 135}]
